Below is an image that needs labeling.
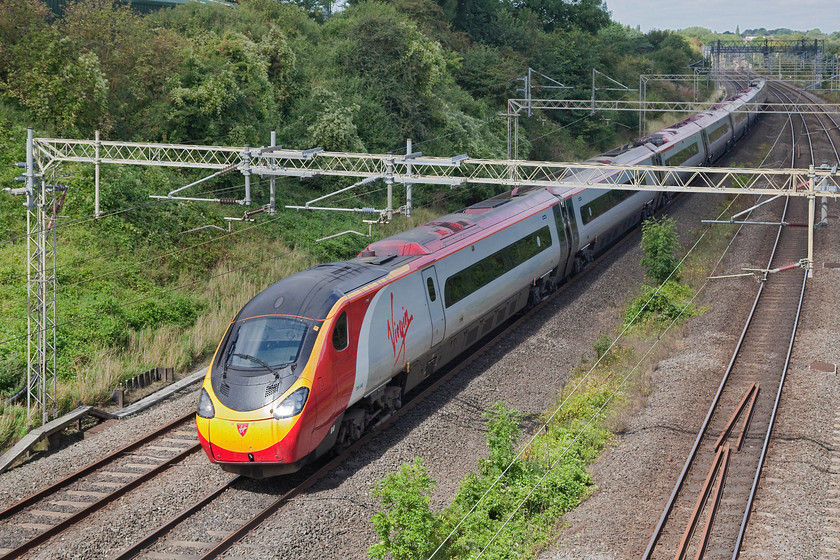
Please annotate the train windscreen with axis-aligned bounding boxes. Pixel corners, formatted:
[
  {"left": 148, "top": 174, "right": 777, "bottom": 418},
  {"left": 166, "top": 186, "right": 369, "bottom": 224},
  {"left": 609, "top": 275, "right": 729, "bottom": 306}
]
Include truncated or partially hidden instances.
[{"left": 226, "top": 317, "right": 309, "bottom": 371}]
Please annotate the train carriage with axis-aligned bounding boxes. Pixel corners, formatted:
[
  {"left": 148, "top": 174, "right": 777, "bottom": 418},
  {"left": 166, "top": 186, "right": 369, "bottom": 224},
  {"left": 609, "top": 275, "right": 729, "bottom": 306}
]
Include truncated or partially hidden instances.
[{"left": 197, "top": 79, "right": 766, "bottom": 477}]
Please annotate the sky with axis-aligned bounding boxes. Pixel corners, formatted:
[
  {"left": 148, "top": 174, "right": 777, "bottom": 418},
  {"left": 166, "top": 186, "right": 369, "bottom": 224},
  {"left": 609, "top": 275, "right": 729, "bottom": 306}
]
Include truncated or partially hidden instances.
[{"left": 605, "top": 0, "right": 840, "bottom": 34}]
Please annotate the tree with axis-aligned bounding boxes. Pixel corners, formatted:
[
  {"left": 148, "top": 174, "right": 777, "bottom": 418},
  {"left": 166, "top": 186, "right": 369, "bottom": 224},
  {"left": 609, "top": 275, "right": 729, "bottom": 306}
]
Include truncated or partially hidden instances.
[
  {"left": 163, "top": 30, "right": 283, "bottom": 144},
  {"left": 306, "top": 87, "right": 366, "bottom": 151},
  {"left": 325, "top": 2, "right": 448, "bottom": 148},
  {"left": 519, "top": 0, "right": 611, "bottom": 34},
  {"left": 368, "top": 457, "right": 439, "bottom": 560},
  {"left": 640, "top": 216, "right": 680, "bottom": 284}
]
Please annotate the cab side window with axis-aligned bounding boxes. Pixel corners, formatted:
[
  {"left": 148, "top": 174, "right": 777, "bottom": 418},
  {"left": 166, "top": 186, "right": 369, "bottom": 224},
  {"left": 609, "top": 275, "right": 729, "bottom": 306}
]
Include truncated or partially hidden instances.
[{"left": 332, "top": 312, "right": 348, "bottom": 351}]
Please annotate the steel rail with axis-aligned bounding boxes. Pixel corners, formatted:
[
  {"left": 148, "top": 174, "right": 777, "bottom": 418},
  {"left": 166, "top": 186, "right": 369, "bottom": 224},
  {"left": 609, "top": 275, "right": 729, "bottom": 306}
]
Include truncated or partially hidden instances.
[
  {"left": 108, "top": 476, "right": 239, "bottom": 560},
  {"left": 727, "top": 78, "right": 831, "bottom": 559},
  {"left": 1, "top": 443, "right": 200, "bottom": 560},
  {"left": 0, "top": 410, "right": 194, "bottom": 521},
  {"left": 641, "top": 80, "right": 800, "bottom": 560},
  {"left": 731, "top": 269, "right": 806, "bottom": 559},
  {"left": 692, "top": 445, "right": 730, "bottom": 560}
]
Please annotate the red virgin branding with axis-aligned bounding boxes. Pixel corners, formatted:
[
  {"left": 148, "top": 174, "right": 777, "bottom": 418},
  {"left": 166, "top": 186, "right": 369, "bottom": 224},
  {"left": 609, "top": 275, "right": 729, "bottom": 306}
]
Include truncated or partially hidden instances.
[
  {"left": 387, "top": 292, "right": 413, "bottom": 366},
  {"left": 237, "top": 423, "right": 249, "bottom": 437}
]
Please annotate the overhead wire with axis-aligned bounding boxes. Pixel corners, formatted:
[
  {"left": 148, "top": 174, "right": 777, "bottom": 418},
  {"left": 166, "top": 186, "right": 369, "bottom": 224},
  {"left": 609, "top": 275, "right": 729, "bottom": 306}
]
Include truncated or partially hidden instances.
[
  {"left": 0, "top": 181, "right": 249, "bottom": 285},
  {"left": 0, "top": 174, "right": 248, "bottom": 248}
]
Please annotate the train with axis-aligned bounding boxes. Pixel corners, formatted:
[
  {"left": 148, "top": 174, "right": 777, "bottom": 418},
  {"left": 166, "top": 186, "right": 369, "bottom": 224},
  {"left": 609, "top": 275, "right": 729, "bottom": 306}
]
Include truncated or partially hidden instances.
[{"left": 196, "top": 79, "right": 767, "bottom": 478}]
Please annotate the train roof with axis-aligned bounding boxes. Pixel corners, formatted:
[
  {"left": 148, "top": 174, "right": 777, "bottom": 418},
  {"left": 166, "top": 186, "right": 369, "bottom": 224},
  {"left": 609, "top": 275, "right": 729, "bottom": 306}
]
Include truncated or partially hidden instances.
[
  {"left": 359, "top": 188, "right": 560, "bottom": 257},
  {"left": 234, "top": 261, "right": 390, "bottom": 322}
]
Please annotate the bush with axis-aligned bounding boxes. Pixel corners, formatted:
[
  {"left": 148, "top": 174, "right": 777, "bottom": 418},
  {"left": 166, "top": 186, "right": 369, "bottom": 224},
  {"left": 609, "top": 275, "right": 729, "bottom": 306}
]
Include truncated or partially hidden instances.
[
  {"left": 593, "top": 334, "right": 612, "bottom": 360},
  {"left": 624, "top": 280, "right": 697, "bottom": 327},
  {"left": 369, "top": 457, "right": 439, "bottom": 560},
  {"left": 640, "top": 216, "right": 680, "bottom": 285}
]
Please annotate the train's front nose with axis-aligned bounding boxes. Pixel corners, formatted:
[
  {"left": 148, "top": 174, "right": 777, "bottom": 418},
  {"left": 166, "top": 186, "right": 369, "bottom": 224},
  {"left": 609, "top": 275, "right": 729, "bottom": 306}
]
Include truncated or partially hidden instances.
[
  {"left": 196, "top": 383, "right": 312, "bottom": 477},
  {"left": 196, "top": 314, "right": 316, "bottom": 477}
]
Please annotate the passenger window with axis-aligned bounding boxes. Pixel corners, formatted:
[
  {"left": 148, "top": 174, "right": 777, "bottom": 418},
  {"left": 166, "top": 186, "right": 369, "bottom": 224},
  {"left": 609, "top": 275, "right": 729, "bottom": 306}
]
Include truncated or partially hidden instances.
[
  {"left": 332, "top": 312, "right": 348, "bottom": 351},
  {"left": 426, "top": 277, "right": 437, "bottom": 302}
]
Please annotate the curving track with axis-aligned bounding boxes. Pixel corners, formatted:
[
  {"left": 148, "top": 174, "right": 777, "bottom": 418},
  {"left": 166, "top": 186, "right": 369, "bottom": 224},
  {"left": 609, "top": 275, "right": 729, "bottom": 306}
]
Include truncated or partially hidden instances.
[{"left": 641, "top": 79, "right": 840, "bottom": 560}]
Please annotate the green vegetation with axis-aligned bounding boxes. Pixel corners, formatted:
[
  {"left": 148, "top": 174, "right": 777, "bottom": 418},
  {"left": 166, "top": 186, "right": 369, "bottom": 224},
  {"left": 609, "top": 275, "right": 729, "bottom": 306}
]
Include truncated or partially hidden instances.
[
  {"left": 368, "top": 401, "right": 610, "bottom": 559},
  {"left": 365, "top": 192, "right": 774, "bottom": 559},
  {"left": 624, "top": 216, "right": 698, "bottom": 327},
  {"left": 369, "top": 458, "right": 440, "bottom": 560},
  {"left": 624, "top": 280, "right": 697, "bottom": 327},
  {"left": 640, "top": 216, "right": 680, "bottom": 284}
]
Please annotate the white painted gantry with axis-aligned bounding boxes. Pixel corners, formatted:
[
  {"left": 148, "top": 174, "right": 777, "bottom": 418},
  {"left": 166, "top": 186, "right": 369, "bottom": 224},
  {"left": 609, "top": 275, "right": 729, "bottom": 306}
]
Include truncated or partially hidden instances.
[
  {"left": 11, "top": 133, "right": 839, "bottom": 424},
  {"left": 31, "top": 134, "right": 840, "bottom": 274}
]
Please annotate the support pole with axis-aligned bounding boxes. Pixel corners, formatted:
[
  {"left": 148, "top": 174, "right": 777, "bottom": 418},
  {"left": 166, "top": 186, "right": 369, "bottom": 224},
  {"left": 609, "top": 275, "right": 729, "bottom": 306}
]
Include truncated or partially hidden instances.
[
  {"left": 25, "top": 128, "right": 57, "bottom": 424},
  {"left": 513, "top": 114, "right": 519, "bottom": 161},
  {"left": 269, "top": 131, "right": 276, "bottom": 215},
  {"left": 405, "top": 139, "right": 413, "bottom": 217},
  {"left": 808, "top": 165, "right": 815, "bottom": 278},
  {"left": 25, "top": 128, "right": 35, "bottom": 416},
  {"left": 242, "top": 147, "right": 251, "bottom": 205},
  {"left": 639, "top": 75, "right": 647, "bottom": 136},
  {"left": 94, "top": 130, "right": 101, "bottom": 218},
  {"left": 385, "top": 156, "right": 394, "bottom": 221}
]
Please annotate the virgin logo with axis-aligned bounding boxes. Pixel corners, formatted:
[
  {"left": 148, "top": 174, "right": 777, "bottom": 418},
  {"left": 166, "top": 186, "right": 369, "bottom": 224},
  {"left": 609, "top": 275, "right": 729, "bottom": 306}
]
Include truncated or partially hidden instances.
[
  {"left": 387, "top": 292, "right": 413, "bottom": 366},
  {"left": 237, "top": 423, "right": 249, "bottom": 437}
]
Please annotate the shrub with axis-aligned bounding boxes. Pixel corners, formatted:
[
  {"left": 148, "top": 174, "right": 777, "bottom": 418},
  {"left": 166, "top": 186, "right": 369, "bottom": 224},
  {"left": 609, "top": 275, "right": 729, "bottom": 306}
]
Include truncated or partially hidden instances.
[
  {"left": 640, "top": 216, "right": 680, "bottom": 285},
  {"left": 624, "top": 280, "right": 697, "bottom": 327},
  {"left": 593, "top": 334, "right": 612, "bottom": 360},
  {"left": 369, "top": 457, "right": 439, "bottom": 560}
]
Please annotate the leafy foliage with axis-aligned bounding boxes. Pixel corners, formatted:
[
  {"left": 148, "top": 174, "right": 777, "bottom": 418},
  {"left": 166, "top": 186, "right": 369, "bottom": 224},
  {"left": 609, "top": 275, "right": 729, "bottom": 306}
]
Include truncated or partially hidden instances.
[
  {"left": 624, "top": 280, "right": 697, "bottom": 327},
  {"left": 369, "top": 457, "right": 439, "bottom": 560},
  {"left": 369, "top": 398, "right": 609, "bottom": 560},
  {"left": 0, "top": 0, "right": 735, "bottom": 430},
  {"left": 640, "top": 216, "right": 680, "bottom": 284}
]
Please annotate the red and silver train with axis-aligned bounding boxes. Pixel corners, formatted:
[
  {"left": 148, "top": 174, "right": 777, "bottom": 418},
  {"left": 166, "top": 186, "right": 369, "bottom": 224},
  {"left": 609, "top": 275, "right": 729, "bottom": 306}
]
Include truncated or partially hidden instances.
[{"left": 196, "top": 79, "right": 766, "bottom": 478}]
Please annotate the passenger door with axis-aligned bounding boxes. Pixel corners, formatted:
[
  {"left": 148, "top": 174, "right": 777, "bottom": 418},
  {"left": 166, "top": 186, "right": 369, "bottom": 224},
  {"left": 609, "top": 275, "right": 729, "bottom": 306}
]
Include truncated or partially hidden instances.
[{"left": 421, "top": 267, "right": 445, "bottom": 347}]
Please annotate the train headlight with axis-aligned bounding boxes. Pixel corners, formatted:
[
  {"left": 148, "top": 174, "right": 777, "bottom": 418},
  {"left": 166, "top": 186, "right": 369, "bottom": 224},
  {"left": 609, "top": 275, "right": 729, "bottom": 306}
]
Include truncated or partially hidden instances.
[
  {"left": 272, "top": 387, "right": 309, "bottom": 419},
  {"left": 197, "top": 388, "right": 215, "bottom": 419}
]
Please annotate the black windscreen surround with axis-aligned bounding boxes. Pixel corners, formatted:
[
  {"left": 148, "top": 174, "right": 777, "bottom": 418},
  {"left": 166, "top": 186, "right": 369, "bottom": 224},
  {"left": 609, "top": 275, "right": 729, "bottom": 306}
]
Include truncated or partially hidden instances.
[
  {"left": 227, "top": 317, "right": 309, "bottom": 369},
  {"left": 444, "top": 225, "right": 552, "bottom": 308},
  {"left": 211, "top": 260, "right": 389, "bottom": 412}
]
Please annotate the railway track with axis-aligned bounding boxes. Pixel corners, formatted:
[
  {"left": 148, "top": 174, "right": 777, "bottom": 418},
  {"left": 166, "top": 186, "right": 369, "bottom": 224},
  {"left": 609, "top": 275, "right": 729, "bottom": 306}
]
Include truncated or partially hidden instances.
[
  {"left": 641, "top": 79, "right": 838, "bottom": 560},
  {"left": 0, "top": 411, "right": 199, "bottom": 560},
  {"left": 7, "top": 79, "right": 826, "bottom": 560}
]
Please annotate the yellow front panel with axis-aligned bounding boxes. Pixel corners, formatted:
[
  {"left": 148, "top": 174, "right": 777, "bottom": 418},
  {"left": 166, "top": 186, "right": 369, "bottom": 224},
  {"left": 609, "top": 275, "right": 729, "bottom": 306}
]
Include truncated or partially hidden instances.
[{"left": 210, "top": 417, "right": 276, "bottom": 453}]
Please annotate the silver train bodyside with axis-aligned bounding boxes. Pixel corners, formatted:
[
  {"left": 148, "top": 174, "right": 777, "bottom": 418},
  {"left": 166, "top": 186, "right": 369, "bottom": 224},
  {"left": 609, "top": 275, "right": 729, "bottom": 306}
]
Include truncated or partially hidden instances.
[{"left": 375, "top": 78, "right": 768, "bottom": 395}]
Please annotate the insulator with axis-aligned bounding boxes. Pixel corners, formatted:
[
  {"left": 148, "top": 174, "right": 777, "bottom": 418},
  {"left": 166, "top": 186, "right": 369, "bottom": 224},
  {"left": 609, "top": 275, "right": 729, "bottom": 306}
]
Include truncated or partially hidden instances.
[
  {"left": 218, "top": 163, "right": 239, "bottom": 176},
  {"left": 219, "top": 198, "right": 237, "bottom": 205},
  {"left": 361, "top": 207, "right": 377, "bottom": 214}
]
